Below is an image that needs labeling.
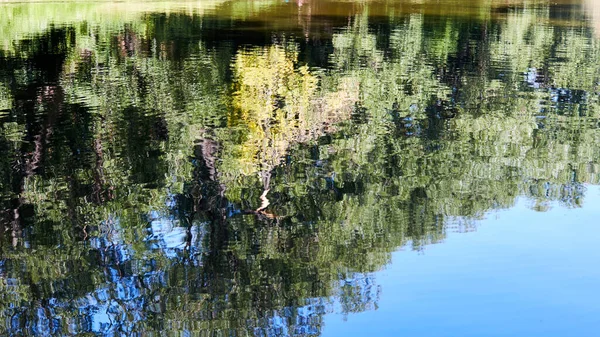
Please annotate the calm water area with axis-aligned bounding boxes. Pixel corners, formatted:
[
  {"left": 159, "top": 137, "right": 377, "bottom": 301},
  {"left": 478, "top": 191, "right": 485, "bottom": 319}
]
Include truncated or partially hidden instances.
[{"left": 0, "top": 0, "right": 599, "bottom": 335}]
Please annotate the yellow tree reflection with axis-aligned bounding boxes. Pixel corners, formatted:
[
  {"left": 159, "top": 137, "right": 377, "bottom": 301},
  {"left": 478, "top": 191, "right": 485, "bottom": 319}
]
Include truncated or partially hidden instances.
[{"left": 222, "top": 44, "right": 359, "bottom": 207}]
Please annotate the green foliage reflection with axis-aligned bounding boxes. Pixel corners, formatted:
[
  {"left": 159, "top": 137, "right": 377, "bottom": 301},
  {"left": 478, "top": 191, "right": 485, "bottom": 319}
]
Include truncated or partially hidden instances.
[{"left": 0, "top": 1, "right": 598, "bottom": 335}]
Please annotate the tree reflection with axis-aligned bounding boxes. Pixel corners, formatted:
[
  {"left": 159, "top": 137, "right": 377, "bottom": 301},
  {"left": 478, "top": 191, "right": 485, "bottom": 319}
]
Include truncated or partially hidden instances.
[{"left": 0, "top": 1, "right": 599, "bottom": 335}]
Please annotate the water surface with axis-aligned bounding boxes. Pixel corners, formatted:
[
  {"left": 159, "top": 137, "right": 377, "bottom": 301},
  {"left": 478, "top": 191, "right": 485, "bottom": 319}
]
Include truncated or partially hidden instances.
[{"left": 0, "top": 0, "right": 599, "bottom": 336}]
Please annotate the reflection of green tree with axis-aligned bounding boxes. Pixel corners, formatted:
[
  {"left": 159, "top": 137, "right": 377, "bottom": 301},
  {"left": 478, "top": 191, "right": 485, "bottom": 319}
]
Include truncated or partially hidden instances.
[
  {"left": 0, "top": 2, "right": 600, "bottom": 335},
  {"left": 0, "top": 83, "right": 10, "bottom": 111}
]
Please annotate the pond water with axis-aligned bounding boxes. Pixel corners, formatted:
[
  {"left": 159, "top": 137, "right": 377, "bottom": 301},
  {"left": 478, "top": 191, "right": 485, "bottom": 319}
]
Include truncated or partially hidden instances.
[{"left": 0, "top": 0, "right": 599, "bottom": 336}]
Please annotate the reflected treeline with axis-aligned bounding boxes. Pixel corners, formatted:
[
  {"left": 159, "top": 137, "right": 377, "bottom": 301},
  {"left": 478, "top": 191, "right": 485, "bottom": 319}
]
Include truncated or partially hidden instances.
[{"left": 0, "top": 1, "right": 599, "bottom": 335}]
